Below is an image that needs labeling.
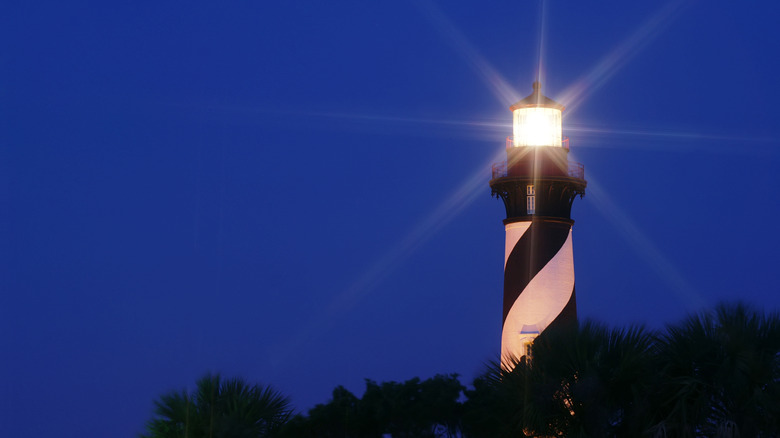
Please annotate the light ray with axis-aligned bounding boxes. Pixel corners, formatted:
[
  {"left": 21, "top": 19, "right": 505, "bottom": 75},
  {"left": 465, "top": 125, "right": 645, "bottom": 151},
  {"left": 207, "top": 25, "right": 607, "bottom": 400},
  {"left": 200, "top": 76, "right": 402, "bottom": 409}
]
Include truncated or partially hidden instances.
[
  {"left": 299, "top": 109, "right": 512, "bottom": 143},
  {"left": 585, "top": 176, "right": 706, "bottom": 311},
  {"left": 535, "top": 0, "right": 547, "bottom": 85},
  {"left": 159, "top": 100, "right": 512, "bottom": 136},
  {"left": 557, "top": 0, "right": 690, "bottom": 115},
  {"left": 568, "top": 124, "right": 779, "bottom": 156},
  {"left": 415, "top": 0, "right": 520, "bottom": 106},
  {"left": 303, "top": 109, "right": 510, "bottom": 132},
  {"left": 270, "top": 148, "right": 506, "bottom": 367},
  {"left": 325, "top": 152, "right": 499, "bottom": 314},
  {"left": 570, "top": 125, "right": 776, "bottom": 143}
]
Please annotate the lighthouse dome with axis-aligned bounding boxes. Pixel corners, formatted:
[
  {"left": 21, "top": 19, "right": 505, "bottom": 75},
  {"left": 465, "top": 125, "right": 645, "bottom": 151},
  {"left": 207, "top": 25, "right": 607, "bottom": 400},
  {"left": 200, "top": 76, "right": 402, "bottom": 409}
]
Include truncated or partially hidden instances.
[
  {"left": 509, "top": 81, "right": 565, "bottom": 111},
  {"left": 510, "top": 82, "right": 564, "bottom": 147}
]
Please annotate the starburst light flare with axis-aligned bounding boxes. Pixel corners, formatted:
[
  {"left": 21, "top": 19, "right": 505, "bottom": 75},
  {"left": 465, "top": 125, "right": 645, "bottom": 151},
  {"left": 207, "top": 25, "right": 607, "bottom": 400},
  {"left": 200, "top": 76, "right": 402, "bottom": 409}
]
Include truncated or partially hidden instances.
[
  {"left": 585, "top": 176, "right": 706, "bottom": 310},
  {"left": 557, "top": 0, "right": 689, "bottom": 115}
]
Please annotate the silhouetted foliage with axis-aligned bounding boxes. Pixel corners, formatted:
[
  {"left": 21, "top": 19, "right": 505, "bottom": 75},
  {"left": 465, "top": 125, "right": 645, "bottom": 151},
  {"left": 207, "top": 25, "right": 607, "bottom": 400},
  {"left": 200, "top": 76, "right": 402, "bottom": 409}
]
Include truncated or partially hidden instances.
[
  {"left": 462, "top": 302, "right": 780, "bottom": 438},
  {"left": 277, "top": 374, "right": 464, "bottom": 438},
  {"left": 651, "top": 302, "right": 780, "bottom": 437},
  {"left": 520, "top": 321, "right": 656, "bottom": 437},
  {"left": 141, "top": 374, "right": 292, "bottom": 438},
  {"left": 143, "top": 302, "right": 780, "bottom": 438}
]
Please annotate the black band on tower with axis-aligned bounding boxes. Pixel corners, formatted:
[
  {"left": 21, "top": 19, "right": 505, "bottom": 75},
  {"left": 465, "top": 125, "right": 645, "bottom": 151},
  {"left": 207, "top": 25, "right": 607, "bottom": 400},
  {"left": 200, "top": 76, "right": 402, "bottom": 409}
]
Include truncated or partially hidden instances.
[{"left": 503, "top": 220, "right": 573, "bottom": 323}]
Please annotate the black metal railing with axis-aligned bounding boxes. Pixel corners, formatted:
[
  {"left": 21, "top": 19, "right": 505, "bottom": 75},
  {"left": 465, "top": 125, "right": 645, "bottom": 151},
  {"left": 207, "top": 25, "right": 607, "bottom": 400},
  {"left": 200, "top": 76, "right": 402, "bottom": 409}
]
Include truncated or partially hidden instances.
[
  {"left": 491, "top": 161, "right": 585, "bottom": 180},
  {"left": 491, "top": 162, "right": 508, "bottom": 180},
  {"left": 568, "top": 162, "right": 584, "bottom": 179}
]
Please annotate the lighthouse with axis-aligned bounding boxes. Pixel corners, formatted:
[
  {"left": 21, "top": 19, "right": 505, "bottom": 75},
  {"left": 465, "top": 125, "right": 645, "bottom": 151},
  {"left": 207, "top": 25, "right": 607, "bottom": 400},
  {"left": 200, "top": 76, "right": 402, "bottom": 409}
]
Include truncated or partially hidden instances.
[{"left": 490, "top": 82, "right": 586, "bottom": 365}]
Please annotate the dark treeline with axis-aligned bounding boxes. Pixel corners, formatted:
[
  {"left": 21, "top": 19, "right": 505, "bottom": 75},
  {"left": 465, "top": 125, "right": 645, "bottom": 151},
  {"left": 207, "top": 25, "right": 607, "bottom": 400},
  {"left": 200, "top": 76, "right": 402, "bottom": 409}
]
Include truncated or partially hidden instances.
[{"left": 142, "top": 302, "right": 780, "bottom": 438}]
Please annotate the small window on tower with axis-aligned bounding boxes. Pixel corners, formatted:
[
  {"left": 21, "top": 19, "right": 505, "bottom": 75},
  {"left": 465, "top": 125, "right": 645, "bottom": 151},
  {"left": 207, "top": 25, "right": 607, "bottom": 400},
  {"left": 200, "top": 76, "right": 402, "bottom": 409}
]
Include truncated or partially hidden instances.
[{"left": 526, "top": 184, "right": 535, "bottom": 214}]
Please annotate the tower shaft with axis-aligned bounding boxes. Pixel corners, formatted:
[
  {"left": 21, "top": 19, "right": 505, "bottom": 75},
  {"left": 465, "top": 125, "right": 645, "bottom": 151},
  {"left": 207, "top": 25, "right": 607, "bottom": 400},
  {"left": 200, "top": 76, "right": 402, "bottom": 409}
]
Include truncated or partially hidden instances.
[
  {"left": 490, "top": 115, "right": 585, "bottom": 364},
  {"left": 500, "top": 218, "right": 577, "bottom": 360}
]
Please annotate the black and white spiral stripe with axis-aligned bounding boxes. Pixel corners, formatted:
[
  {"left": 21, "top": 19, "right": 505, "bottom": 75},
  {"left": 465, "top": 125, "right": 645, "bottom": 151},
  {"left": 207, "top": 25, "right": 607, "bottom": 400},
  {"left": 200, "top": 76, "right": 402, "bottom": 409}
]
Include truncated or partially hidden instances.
[{"left": 501, "top": 219, "right": 577, "bottom": 362}]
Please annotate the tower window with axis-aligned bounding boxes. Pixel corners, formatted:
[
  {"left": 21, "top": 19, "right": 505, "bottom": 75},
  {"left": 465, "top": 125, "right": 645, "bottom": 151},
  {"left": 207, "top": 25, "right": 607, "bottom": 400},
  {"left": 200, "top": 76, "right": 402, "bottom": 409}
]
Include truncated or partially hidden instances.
[{"left": 526, "top": 184, "right": 535, "bottom": 214}]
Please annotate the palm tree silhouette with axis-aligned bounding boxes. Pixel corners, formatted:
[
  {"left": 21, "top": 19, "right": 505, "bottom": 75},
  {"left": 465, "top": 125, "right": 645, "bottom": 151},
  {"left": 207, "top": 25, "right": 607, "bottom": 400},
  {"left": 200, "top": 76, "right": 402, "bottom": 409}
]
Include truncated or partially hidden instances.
[
  {"left": 142, "top": 373, "right": 292, "bottom": 438},
  {"left": 653, "top": 302, "right": 780, "bottom": 437}
]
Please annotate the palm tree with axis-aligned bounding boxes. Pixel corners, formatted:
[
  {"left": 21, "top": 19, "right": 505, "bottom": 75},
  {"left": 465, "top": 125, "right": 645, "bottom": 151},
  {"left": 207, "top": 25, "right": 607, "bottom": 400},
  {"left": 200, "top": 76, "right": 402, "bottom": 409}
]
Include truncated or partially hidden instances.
[
  {"left": 142, "top": 373, "right": 292, "bottom": 438},
  {"left": 524, "top": 321, "right": 657, "bottom": 437},
  {"left": 462, "top": 321, "right": 656, "bottom": 438},
  {"left": 653, "top": 302, "right": 780, "bottom": 437},
  {"left": 461, "top": 358, "right": 535, "bottom": 438}
]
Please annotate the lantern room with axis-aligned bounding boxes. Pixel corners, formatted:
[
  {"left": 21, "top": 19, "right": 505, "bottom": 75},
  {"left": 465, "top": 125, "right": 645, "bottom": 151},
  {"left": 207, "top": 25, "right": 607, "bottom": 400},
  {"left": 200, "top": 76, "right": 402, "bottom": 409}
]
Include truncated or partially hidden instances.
[{"left": 509, "top": 81, "right": 565, "bottom": 148}]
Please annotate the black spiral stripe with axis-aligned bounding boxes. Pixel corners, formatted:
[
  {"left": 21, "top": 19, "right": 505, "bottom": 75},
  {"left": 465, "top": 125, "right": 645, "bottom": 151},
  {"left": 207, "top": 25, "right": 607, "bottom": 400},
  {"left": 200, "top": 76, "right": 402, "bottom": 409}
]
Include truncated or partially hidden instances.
[{"left": 503, "top": 220, "right": 577, "bottom": 329}]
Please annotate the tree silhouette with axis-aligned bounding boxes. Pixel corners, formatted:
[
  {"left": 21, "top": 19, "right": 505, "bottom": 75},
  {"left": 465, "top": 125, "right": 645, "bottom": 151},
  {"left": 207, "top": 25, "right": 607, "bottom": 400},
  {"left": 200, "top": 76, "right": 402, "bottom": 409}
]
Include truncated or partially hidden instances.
[
  {"left": 463, "top": 321, "right": 656, "bottom": 437},
  {"left": 652, "top": 302, "right": 780, "bottom": 437},
  {"left": 277, "top": 375, "right": 464, "bottom": 438},
  {"left": 142, "top": 373, "right": 292, "bottom": 438},
  {"left": 464, "top": 302, "right": 780, "bottom": 438},
  {"left": 141, "top": 302, "right": 780, "bottom": 438}
]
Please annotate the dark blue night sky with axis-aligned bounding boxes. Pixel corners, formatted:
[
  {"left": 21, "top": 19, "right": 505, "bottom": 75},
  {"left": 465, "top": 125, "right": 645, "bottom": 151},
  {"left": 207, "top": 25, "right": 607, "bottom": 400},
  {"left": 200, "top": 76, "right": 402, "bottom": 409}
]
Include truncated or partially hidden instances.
[{"left": 2, "top": 1, "right": 780, "bottom": 436}]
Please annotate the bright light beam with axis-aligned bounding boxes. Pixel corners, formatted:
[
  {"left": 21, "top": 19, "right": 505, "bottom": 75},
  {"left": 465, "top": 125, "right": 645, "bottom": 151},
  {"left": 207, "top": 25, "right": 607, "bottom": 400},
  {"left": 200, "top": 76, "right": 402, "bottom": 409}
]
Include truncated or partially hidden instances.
[
  {"left": 269, "top": 148, "right": 506, "bottom": 368},
  {"left": 325, "top": 155, "right": 497, "bottom": 315},
  {"left": 303, "top": 109, "right": 511, "bottom": 133},
  {"left": 557, "top": 0, "right": 690, "bottom": 115},
  {"left": 159, "top": 100, "right": 512, "bottom": 137},
  {"left": 567, "top": 124, "right": 780, "bottom": 156},
  {"left": 586, "top": 175, "right": 707, "bottom": 311},
  {"left": 415, "top": 0, "right": 520, "bottom": 106},
  {"left": 535, "top": 0, "right": 547, "bottom": 85}
]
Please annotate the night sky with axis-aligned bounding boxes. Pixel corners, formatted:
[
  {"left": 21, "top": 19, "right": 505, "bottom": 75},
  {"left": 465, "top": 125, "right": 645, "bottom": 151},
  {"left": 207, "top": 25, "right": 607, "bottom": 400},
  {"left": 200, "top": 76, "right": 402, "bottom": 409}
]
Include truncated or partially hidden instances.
[{"left": 3, "top": 1, "right": 780, "bottom": 436}]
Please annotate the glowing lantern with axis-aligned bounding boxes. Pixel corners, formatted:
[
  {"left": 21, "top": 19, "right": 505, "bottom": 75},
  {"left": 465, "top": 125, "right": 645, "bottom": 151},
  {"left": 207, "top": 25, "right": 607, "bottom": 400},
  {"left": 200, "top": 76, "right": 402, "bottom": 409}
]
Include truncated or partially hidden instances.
[{"left": 510, "top": 82, "right": 564, "bottom": 147}]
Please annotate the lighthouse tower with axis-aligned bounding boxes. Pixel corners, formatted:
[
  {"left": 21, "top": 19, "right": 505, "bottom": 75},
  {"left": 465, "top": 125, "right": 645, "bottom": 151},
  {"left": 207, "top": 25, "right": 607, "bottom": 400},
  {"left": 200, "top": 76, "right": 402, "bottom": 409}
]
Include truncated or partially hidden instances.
[{"left": 490, "top": 82, "right": 586, "bottom": 364}]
